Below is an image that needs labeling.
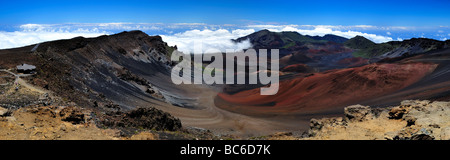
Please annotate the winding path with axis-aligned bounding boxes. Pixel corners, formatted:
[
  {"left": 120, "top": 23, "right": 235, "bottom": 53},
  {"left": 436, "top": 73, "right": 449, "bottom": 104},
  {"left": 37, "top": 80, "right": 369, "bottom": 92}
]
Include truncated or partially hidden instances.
[{"left": 0, "top": 69, "right": 47, "bottom": 94}]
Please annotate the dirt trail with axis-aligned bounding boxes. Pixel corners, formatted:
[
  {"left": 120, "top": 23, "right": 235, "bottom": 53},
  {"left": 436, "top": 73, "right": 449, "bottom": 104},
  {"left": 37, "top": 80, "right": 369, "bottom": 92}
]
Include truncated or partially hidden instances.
[
  {"left": 1, "top": 69, "right": 48, "bottom": 94},
  {"left": 144, "top": 84, "right": 308, "bottom": 138},
  {"left": 15, "top": 78, "right": 47, "bottom": 94}
]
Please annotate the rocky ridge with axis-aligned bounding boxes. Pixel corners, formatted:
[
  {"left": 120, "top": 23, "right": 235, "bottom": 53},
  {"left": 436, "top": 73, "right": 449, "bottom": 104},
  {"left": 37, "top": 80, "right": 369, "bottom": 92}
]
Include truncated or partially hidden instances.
[
  {"left": 0, "top": 104, "right": 228, "bottom": 140},
  {"left": 304, "top": 100, "right": 450, "bottom": 140}
]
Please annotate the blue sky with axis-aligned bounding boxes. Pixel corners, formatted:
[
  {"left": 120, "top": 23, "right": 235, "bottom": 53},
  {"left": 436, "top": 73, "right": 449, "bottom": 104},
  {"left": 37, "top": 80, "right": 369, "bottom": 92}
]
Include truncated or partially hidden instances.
[
  {"left": 1, "top": 0, "right": 449, "bottom": 26},
  {"left": 0, "top": 0, "right": 449, "bottom": 50}
]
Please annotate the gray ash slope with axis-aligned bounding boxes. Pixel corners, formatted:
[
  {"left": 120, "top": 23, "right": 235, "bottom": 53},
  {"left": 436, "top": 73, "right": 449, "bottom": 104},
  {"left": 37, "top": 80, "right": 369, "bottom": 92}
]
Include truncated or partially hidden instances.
[{"left": 0, "top": 30, "right": 199, "bottom": 110}]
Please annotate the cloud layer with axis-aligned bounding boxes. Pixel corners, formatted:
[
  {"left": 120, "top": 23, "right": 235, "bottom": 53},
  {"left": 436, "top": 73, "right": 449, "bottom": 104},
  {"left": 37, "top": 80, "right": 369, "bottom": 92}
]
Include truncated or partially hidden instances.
[
  {"left": 160, "top": 29, "right": 254, "bottom": 54},
  {"left": 0, "top": 31, "right": 107, "bottom": 49},
  {"left": 0, "top": 23, "right": 448, "bottom": 52},
  {"left": 0, "top": 24, "right": 108, "bottom": 49},
  {"left": 0, "top": 23, "right": 255, "bottom": 53}
]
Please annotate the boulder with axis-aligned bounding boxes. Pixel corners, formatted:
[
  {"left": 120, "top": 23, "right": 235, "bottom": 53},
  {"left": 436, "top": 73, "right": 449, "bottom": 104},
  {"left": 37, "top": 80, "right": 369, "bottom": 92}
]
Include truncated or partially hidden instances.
[
  {"left": 308, "top": 117, "right": 346, "bottom": 137},
  {"left": 389, "top": 105, "right": 411, "bottom": 119},
  {"left": 415, "top": 117, "right": 441, "bottom": 128},
  {"left": 411, "top": 128, "right": 434, "bottom": 140},
  {"left": 309, "top": 118, "right": 324, "bottom": 131},
  {"left": 99, "top": 107, "right": 182, "bottom": 132},
  {"left": 344, "top": 105, "right": 371, "bottom": 122},
  {"left": 0, "top": 107, "right": 9, "bottom": 116},
  {"left": 310, "top": 117, "right": 345, "bottom": 131},
  {"left": 384, "top": 127, "right": 434, "bottom": 140},
  {"left": 384, "top": 131, "right": 399, "bottom": 140},
  {"left": 124, "top": 107, "right": 182, "bottom": 131},
  {"left": 59, "top": 107, "right": 86, "bottom": 124},
  {"left": 440, "top": 127, "right": 450, "bottom": 140},
  {"left": 403, "top": 116, "right": 417, "bottom": 126},
  {"left": 401, "top": 100, "right": 430, "bottom": 107}
]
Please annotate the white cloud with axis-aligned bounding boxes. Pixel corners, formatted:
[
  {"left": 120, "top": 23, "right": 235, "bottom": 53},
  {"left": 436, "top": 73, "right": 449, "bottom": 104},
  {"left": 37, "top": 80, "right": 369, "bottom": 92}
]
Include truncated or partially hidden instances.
[
  {"left": 247, "top": 25, "right": 393, "bottom": 43},
  {"left": 95, "top": 23, "right": 162, "bottom": 30},
  {"left": 0, "top": 24, "right": 108, "bottom": 49},
  {"left": 0, "top": 23, "right": 256, "bottom": 51},
  {"left": 295, "top": 25, "right": 412, "bottom": 31},
  {"left": 352, "top": 25, "right": 376, "bottom": 29},
  {"left": 172, "top": 23, "right": 207, "bottom": 26},
  {"left": 160, "top": 29, "right": 254, "bottom": 54},
  {"left": 1, "top": 23, "right": 439, "bottom": 51},
  {"left": 389, "top": 26, "right": 410, "bottom": 30},
  {"left": 247, "top": 24, "right": 299, "bottom": 32}
]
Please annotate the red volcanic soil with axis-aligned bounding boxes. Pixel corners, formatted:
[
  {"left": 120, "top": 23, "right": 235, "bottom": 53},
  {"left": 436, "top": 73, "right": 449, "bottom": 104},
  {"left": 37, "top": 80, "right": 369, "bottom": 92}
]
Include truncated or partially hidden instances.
[
  {"left": 281, "top": 64, "right": 313, "bottom": 73},
  {"left": 337, "top": 57, "right": 369, "bottom": 67},
  {"left": 216, "top": 62, "right": 438, "bottom": 116}
]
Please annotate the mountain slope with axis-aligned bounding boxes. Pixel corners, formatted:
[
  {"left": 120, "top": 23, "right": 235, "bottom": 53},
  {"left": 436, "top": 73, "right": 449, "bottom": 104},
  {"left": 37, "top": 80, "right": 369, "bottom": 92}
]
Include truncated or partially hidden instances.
[
  {"left": 234, "top": 29, "right": 348, "bottom": 51},
  {"left": 0, "top": 31, "right": 194, "bottom": 111},
  {"left": 216, "top": 62, "right": 438, "bottom": 116},
  {"left": 218, "top": 31, "right": 450, "bottom": 118},
  {"left": 234, "top": 30, "right": 358, "bottom": 71},
  {"left": 345, "top": 36, "right": 450, "bottom": 58},
  {"left": 344, "top": 35, "right": 394, "bottom": 58},
  {"left": 306, "top": 34, "right": 349, "bottom": 43},
  {"left": 2, "top": 31, "right": 308, "bottom": 137},
  {"left": 381, "top": 38, "right": 450, "bottom": 58}
]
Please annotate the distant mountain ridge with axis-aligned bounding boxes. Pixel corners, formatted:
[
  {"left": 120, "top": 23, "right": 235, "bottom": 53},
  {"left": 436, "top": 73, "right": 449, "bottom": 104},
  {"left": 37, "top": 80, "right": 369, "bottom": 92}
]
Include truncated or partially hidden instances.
[
  {"left": 235, "top": 29, "right": 450, "bottom": 60},
  {"left": 343, "top": 35, "right": 395, "bottom": 58},
  {"left": 220, "top": 30, "right": 450, "bottom": 118},
  {"left": 233, "top": 30, "right": 358, "bottom": 71},
  {"left": 344, "top": 35, "right": 450, "bottom": 58},
  {"left": 305, "top": 34, "right": 349, "bottom": 44},
  {"left": 233, "top": 29, "right": 349, "bottom": 51}
]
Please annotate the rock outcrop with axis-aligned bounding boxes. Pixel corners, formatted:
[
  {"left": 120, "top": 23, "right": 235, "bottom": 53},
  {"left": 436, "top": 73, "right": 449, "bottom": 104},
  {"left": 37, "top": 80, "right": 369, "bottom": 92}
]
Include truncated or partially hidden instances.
[
  {"left": 304, "top": 100, "right": 450, "bottom": 140},
  {"left": 0, "top": 105, "right": 220, "bottom": 140},
  {"left": 97, "top": 107, "right": 182, "bottom": 132},
  {"left": 0, "top": 107, "right": 9, "bottom": 116},
  {"left": 0, "top": 105, "right": 121, "bottom": 140}
]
